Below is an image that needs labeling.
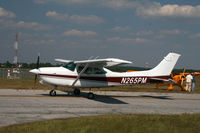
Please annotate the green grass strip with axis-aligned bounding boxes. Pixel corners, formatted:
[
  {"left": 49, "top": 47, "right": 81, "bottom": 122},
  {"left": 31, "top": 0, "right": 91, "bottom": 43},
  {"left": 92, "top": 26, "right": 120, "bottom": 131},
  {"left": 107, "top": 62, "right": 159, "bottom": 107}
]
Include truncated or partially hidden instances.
[{"left": 1, "top": 114, "right": 200, "bottom": 133}]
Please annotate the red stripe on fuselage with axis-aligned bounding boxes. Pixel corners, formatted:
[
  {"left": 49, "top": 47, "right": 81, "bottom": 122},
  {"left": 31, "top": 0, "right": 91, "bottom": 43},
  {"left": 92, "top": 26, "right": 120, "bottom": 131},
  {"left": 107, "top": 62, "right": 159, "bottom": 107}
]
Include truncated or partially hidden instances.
[{"left": 39, "top": 74, "right": 170, "bottom": 84}]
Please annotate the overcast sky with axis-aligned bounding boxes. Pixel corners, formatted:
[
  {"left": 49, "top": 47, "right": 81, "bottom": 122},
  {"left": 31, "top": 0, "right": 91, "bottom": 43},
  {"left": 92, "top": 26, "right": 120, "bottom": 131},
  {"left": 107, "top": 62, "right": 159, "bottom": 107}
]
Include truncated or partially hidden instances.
[{"left": 0, "top": 0, "right": 200, "bottom": 69}]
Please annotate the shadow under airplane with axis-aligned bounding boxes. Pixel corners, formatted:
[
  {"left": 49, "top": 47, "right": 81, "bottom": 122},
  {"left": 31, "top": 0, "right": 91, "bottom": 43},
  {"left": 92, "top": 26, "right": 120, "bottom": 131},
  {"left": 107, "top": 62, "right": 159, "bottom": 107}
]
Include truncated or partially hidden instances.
[{"left": 41, "top": 90, "right": 173, "bottom": 104}]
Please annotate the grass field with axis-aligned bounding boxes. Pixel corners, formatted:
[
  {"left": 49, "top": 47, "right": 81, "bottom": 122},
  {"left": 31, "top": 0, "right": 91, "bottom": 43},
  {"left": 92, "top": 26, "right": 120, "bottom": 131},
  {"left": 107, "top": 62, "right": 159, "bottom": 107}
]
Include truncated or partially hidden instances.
[
  {"left": 0, "top": 114, "right": 200, "bottom": 133},
  {"left": 0, "top": 77, "right": 199, "bottom": 93}
]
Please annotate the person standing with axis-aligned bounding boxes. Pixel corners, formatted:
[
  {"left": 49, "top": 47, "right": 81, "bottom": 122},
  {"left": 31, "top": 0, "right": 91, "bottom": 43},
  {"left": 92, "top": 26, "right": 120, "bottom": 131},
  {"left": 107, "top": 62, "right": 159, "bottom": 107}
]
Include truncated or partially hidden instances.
[
  {"left": 185, "top": 74, "right": 193, "bottom": 92},
  {"left": 192, "top": 73, "right": 196, "bottom": 92}
]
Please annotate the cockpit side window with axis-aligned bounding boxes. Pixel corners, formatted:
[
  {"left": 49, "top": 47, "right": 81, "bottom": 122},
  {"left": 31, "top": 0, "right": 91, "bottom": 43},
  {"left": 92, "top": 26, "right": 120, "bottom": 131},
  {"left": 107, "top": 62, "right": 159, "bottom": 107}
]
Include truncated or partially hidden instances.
[
  {"left": 62, "top": 62, "right": 76, "bottom": 71},
  {"left": 77, "top": 66, "right": 106, "bottom": 74}
]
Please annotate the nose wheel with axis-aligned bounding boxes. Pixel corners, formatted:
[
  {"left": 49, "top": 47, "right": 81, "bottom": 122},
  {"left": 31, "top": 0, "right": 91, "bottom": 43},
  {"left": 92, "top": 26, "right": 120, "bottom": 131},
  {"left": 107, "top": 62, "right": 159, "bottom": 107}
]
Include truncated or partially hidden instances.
[
  {"left": 49, "top": 89, "right": 56, "bottom": 96},
  {"left": 50, "top": 86, "right": 57, "bottom": 96}
]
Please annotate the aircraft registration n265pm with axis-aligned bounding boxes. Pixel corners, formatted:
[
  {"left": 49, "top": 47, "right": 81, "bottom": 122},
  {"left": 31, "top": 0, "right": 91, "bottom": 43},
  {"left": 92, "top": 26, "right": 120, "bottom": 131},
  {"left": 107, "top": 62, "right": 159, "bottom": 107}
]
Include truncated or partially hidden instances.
[{"left": 30, "top": 52, "right": 180, "bottom": 99}]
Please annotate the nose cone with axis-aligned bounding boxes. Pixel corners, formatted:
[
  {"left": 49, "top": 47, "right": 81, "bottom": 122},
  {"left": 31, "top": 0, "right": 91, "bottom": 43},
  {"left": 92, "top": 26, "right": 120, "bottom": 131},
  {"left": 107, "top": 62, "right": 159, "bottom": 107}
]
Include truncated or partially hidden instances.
[{"left": 29, "top": 69, "right": 39, "bottom": 74}]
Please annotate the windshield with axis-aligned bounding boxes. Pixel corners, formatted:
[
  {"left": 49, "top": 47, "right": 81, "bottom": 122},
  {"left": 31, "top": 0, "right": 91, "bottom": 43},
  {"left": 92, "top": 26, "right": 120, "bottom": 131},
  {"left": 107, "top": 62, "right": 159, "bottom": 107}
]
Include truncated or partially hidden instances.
[
  {"left": 77, "top": 66, "right": 106, "bottom": 74},
  {"left": 62, "top": 62, "right": 76, "bottom": 71}
]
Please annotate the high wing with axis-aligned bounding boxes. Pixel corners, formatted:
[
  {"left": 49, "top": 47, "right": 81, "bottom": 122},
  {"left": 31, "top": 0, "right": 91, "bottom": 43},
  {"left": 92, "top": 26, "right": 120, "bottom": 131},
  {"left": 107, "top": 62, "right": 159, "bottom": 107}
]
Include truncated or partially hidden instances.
[
  {"left": 55, "top": 58, "right": 132, "bottom": 67},
  {"left": 55, "top": 59, "right": 73, "bottom": 63},
  {"left": 74, "top": 58, "right": 132, "bottom": 68}
]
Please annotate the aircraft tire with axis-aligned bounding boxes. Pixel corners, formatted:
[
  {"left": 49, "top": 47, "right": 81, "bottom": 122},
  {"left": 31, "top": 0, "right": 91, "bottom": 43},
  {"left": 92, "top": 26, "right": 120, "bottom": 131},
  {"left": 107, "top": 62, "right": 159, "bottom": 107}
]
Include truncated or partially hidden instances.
[
  {"left": 88, "top": 92, "right": 94, "bottom": 99},
  {"left": 50, "top": 90, "right": 56, "bottom": 96},
  {"left": 74, "top": 89, "right": 80, "bottom": 96}
]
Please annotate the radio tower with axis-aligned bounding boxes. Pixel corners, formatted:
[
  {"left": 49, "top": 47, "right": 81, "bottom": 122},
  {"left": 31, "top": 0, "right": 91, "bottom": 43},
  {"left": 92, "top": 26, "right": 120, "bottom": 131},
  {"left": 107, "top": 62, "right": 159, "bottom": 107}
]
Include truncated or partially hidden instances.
[{"left": 13, "top": 33, "right": 18, "bottom": 73}]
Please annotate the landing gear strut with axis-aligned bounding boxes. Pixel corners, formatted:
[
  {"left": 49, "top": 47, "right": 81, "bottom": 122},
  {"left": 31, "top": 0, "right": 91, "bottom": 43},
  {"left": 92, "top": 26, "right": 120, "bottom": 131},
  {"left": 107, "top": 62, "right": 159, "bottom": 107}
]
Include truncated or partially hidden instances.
[
  {"left": 74, "top": 88, "right": 80, "bottom": 96},
  {"left": 49, "top": 86, "right": 57, "bottom": 96}
]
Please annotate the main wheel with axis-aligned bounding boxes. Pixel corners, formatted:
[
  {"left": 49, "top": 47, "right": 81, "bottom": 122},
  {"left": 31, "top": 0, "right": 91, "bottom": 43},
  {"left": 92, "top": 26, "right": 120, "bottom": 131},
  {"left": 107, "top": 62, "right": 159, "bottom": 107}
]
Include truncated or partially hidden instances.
[
  {"left": 88, "top": 92, "right": 94, "bottom": 99},
  {"left": 50, "top": 90, "right": 56, "bottom": 96},
  {"left": 74, "top": 88, "right": 80, "bottom": 96}
]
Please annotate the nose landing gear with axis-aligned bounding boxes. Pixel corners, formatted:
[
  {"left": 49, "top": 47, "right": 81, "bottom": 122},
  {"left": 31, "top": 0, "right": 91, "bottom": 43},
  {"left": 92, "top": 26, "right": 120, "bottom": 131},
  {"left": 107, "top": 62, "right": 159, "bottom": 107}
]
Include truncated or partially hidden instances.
[
  {"left": 49, "top": 86, "right": 57, "bottom": 96},
  {"left": 49, "top": 89, "right": 56, "bottom": 96}
]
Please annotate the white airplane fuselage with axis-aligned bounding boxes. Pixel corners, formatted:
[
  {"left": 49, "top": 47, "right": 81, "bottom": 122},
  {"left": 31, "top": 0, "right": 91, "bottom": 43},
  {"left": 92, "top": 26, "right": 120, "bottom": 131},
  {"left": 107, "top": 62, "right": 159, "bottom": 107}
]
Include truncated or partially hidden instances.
[
  {"left": 37, "top": 67, "right": 167, "bottom": 88},
  {"left": 31, "top": 53, "right": 180, "bottom": 89}
]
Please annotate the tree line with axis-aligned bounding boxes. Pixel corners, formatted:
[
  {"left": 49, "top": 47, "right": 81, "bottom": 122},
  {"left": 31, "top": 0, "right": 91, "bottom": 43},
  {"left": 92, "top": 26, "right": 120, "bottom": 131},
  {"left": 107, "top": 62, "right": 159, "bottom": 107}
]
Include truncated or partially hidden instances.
[{"left": 0, "top": 61, "right": 58, "bottom": 69}]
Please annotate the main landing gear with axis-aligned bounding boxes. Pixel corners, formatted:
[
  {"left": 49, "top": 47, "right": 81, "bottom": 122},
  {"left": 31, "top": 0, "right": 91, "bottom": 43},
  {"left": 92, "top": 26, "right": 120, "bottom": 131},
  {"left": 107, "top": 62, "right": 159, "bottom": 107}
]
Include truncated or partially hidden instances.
[
  {"left": 49, "top": 87, "right": 95, "bottom": 99},
  {"left": 87, "top": 88, "right": 95, "bottom": 99},
  {"left": 88, "top": 92, "right": 94, "bottom": 99},
  {"left": 74, "top": 88, "right": 80, "bottom": 96},
  {"left": 73, "top": 88, "right": 95, "bottom": 99}
]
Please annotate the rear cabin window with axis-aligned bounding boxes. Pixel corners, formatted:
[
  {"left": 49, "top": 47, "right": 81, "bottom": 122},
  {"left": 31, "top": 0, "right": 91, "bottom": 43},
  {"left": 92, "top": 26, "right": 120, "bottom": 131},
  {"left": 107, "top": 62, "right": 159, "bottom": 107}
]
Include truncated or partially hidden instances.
[
  {"left": 77, "top": 66, "right": 106, "bottom": 74},
  {"left": 62, "top": 62, "right": 76, "bottom": 71}
]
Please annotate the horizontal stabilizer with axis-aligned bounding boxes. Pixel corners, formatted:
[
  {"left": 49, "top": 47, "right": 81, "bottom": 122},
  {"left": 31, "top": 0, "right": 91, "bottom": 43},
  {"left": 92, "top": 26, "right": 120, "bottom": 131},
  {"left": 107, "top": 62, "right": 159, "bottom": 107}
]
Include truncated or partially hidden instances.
[{"left": 150, "top": 78, "right": 176, "bottom": 84}]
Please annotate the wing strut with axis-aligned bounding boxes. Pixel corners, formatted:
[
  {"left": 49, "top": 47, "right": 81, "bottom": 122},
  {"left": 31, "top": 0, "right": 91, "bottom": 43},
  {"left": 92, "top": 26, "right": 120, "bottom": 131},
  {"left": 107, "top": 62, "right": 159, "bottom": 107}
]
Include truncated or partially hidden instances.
[
  {"left": 71, "top": 63, "right": 89, "bottom": 87},
  {"left": 72, "top": 56, "right": 96, "bottom": 87}
]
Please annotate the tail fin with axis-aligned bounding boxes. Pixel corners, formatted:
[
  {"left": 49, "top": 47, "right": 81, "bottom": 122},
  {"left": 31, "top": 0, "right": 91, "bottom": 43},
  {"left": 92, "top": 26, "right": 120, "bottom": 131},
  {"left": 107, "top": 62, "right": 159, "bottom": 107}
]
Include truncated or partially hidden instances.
[{"left": 149, "top": 52, "right": 181, "bottom": 76}]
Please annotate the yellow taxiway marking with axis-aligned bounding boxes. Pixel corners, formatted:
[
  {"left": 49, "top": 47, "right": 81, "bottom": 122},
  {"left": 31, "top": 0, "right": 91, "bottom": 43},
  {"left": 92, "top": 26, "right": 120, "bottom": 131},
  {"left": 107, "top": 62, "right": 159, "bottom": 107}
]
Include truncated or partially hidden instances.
[{"left": 0, "top": 95, "right": 200, "bottom": 101}]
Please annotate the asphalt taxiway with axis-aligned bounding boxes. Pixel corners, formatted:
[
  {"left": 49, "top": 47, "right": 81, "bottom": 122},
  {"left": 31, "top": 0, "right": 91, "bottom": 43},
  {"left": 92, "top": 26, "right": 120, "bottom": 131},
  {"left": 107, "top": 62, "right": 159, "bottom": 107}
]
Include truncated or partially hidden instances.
[{"left": 0, "top": 89, "right": 200, "bottom": 127}]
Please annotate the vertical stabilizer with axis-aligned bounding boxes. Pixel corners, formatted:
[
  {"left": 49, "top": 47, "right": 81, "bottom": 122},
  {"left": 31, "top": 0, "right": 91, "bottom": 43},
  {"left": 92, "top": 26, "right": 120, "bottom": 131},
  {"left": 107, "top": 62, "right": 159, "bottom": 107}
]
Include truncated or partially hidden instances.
[{"left": 149, "top": 53, "right": 181, "bottom": 76}]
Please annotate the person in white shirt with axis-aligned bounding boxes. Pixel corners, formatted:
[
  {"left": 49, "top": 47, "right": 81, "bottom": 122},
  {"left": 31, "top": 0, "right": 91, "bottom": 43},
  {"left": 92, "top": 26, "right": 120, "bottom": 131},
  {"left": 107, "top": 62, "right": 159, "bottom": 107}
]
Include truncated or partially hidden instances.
[{"left": 185, "top": 74, "right": 193, "bottom": 92}]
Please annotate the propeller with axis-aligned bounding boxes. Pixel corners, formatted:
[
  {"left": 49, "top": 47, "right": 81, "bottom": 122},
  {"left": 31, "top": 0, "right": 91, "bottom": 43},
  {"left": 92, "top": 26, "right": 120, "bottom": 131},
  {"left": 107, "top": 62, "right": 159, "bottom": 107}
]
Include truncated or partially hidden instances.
[
  {"left": 34, "top": 53, "right": 40, "bottom": 88},
  {"left": 181, "top": 68, "right": 186, "bottom": 86}
]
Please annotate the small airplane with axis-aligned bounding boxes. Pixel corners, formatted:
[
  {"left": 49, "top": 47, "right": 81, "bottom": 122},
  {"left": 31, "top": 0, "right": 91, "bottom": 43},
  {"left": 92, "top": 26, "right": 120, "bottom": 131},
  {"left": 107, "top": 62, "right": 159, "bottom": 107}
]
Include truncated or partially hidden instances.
[
  {"left": 156, "top": 70, "right": 200, "bottom": 91},
  {"left": 30, "top": 52, "right": 180, "bottom": 99}
]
